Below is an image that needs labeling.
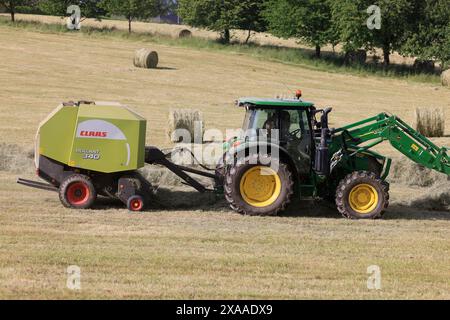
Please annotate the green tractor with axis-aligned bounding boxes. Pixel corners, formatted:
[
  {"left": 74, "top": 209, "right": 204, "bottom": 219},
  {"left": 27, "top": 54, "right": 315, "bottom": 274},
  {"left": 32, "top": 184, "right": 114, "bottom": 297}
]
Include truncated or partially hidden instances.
[
  {"left": 18, "top": 96, "right": 449, "bottom": 219},
  {"left": 219, "top": 95, "right": 450, "bottom": 219}
]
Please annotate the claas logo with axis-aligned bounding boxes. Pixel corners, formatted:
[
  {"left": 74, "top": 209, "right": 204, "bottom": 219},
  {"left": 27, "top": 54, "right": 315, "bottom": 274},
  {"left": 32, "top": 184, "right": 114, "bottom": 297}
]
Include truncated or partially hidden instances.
[{"left": 79, "top": 131, "right": 108, "bottom": 137}]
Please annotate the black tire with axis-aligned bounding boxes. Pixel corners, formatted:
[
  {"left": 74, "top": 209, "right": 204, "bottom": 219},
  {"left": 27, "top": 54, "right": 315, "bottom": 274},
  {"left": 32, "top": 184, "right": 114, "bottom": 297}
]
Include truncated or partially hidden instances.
[
  {"left": 224, "top": 154, "right": 294, "bottom": 216},
  {"left": 59, "top": 174, "right": 97, "bottom": 209},
  {"left": 336, "top": 171, "right": 389, "bottom": 219},
  {"left": 127, "top": 195, "right": 145, "bottom": 212}
]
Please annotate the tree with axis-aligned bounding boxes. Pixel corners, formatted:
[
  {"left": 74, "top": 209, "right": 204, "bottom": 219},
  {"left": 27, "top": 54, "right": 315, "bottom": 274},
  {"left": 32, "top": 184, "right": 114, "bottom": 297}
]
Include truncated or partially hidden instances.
[
  {"left": 264, "top": 0, "right": 336, "bottom": 58},
  {"left": 331, "top": 0, "right": 415, "bottom": 66},
  {"left": 100, "top": 0, "right": 166, "bottom": 33},
  {"left": 401, "top": 0, "right": 450, "bottom": 69},
  {"left": 236, "top": 1, "right": 267, "bottom": 43},
  {"left": 0, "top": 0, "right": 31, "bottom": 21},
  {"left": 39, "top": 0, "right": 106, "bottom": 21},
  {"left": 178, "top": 0, "right": 266, "bottom": 44}
]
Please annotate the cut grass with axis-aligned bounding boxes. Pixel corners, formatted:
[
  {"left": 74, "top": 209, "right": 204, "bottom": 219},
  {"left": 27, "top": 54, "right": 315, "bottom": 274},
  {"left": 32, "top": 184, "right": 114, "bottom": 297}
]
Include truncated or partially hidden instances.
[
  {"left": 1, "top": 171, "right": 449, "bottom": 299},
  {"left": 0, "top": 17, "right": 449, "bottom": 299},
  {"left": 0, "top": 16, "right": 441, "bottom": 84}
]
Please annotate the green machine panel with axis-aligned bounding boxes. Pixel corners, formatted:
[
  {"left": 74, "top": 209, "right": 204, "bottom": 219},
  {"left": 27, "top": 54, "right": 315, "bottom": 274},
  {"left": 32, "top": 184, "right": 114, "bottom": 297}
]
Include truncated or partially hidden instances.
[{"left": 37, "top": 102, "right": 147, "bottom": 173}]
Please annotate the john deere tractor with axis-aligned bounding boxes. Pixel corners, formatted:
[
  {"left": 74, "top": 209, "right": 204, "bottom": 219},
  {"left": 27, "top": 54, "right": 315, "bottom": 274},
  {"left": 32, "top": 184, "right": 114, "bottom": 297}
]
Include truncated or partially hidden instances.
[
  {"left": 18, "top": 96, "right": 449, "bottom": 219},
  {"left": 220, "top": 95, "right": 450, "bottom": 219}
]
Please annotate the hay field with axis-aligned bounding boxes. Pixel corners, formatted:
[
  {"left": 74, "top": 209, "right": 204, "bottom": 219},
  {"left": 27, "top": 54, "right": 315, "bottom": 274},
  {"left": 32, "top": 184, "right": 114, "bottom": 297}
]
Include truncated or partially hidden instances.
[
  {"left": 0, "top": 21, "right": 449, "bottom": 299},
  {"left": 4, "top": 13, "right": 417, "bottom": 66}
]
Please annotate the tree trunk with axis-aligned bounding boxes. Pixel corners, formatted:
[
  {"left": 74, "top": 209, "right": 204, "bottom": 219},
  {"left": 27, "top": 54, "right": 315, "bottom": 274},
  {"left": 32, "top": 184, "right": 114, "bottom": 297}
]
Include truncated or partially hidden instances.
[
  {"left": 10, "top": 2, "right": 15, "bottom": 22},
  {"left": 245, "top": 29, "right": 251, "bottom": 44},
  {"left": 315, "top": 45, "right": 321, "bottom": 59},
  {"left": 222, "top": 29, "right": 230, "bottom": 44},
  {"left": 383, "top": 45, "right": 390, "bottom": 66},
  {"left": 128, "top": 17, "right": 132, "bottom": 33}
]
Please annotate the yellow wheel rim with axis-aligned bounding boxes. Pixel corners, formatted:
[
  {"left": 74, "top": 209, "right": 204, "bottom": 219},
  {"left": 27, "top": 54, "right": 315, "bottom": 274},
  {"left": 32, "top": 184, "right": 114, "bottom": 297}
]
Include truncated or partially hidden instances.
[
  {"left": 349, "top": 184, "right": 379, "bottom": 214},
  {"left": 239, "top": 166, "right": 282, "bottom": 207}
]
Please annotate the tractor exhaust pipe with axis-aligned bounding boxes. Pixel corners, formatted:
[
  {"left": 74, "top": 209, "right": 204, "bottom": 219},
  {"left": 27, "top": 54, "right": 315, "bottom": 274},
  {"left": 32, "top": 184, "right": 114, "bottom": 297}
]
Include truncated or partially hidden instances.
[{"left": 314, "top": 108, "right": 332, "bottom": 176}]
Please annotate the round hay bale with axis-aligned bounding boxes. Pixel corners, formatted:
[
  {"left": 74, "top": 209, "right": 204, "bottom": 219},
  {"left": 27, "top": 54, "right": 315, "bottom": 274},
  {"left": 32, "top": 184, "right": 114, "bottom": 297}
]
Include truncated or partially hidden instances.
[
  {"left": 414, "top": 107, "right": 445, "bottom": 137},
  {"left": 413, "top": 59, "right": 435, "bottom": 73},
  {"left": 176, "top": 29, "right": 192, "bottom": 38},
  {"left": 133, "top": 49, "right": 158, "bottom": 69},
  {"left": 167, "top": 109, "right": 204, "bottom": 143},
  {"left": 344, "top": 50, "right": 367, "bottom": 65},
  {"left": 441, "top": 69, "right": 450, "bottom": 87}
]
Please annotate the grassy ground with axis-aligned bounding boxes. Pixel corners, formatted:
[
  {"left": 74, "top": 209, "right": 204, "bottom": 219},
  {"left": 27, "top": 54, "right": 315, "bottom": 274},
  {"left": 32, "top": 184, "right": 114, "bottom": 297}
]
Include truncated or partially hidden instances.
[
  {"left": 0, "top": 14, "right": 442, "bottom": 84},
  {"left": 0, "top": 20, "right": 449, "bottom": 299}
]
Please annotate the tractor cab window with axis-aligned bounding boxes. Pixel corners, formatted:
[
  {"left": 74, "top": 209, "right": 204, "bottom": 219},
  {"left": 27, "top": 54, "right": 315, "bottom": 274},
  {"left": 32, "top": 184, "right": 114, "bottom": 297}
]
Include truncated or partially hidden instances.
[
  {"left": 242, "top": 108, "right": 310, "bottom": 142},
  {"left": 243, "top": 109, "right": 278, "bottom": 140},
  {"left": 279, "top": 110, "right": 310, "bottom": 142}
]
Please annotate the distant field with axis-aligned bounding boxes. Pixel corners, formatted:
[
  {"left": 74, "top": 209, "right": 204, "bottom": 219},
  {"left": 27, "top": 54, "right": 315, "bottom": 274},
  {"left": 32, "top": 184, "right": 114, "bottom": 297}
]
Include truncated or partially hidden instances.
[{"left": 0, "top": 20, "right": 449, "bottom": 299}]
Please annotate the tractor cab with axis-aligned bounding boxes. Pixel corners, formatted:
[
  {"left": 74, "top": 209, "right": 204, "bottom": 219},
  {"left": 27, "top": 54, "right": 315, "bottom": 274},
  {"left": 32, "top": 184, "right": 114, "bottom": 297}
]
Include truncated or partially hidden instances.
[
  {"left": 234, "top": 96, "right": 335, "bottom": 177},
  {"left": 235, "top": 96, "right": 318, "bottom": 177},
  {"left": 237, "top": 97, "right": 315, "bottom": 142}
]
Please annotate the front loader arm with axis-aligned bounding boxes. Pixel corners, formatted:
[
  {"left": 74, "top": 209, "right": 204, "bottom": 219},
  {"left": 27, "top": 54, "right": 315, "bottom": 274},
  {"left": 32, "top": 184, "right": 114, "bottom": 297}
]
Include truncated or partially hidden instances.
[{"left": 334, "top": 113, "right": 450, "bottom": 175}]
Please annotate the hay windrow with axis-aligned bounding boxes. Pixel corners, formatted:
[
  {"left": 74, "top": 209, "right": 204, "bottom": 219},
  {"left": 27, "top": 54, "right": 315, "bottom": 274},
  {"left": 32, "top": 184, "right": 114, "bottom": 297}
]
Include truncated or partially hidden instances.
[
  {"left": 407, "top": 185, "right": 450, "bottom": 211},
  {"left": 167, "top": 109, "right": 204, "bottom": 143},
  {"left": 0, "top": 143, "right": 34, "bottom": 174},
  {"left": 413, "top": 107, "right": 445, "bottom": 137},
  {"left": 139, "top": 165, "right": 214, "bottom": 188},
  {"left": 389, "top": 156, "right": 449, "bottom": 187}
]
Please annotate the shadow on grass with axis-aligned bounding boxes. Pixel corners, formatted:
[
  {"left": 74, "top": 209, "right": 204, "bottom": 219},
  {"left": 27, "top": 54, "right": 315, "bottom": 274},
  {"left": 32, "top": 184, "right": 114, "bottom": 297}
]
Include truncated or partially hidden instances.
[
  {"left": 155, "top": 66, "right": 177, "bottom": 70},
  {"left": 93, "top": 188, "right": 450, "bottom": 221}
]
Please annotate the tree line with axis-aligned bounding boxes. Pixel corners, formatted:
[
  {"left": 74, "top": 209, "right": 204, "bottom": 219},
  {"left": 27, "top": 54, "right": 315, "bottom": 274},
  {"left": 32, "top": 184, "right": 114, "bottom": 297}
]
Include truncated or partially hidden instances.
[{"left": 1, "top": 0, "right": 449, "bottom": 68}]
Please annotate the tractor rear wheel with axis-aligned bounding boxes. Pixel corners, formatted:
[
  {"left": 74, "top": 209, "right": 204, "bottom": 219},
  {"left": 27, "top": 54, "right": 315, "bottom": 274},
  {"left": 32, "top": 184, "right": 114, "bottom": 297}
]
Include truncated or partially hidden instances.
[
  {"left": 336, "top": 171, "right": 389, "bottom": 219},
  {"left": 224, "top": 155, "right": 293, "bottom": 216},
  {"left": 59, "top": 174, "right": 97, "bottom": 209}
]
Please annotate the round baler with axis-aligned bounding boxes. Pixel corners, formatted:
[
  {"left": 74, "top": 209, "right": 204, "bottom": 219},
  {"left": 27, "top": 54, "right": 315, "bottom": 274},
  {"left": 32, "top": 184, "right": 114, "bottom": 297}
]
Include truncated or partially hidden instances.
[{"left": 32, "top": 101, "right": 150, "bottom": 211}]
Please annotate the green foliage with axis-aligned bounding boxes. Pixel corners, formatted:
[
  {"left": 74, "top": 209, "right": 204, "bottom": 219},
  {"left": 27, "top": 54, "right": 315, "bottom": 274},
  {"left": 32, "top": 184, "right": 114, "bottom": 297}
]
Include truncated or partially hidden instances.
[
  {"left": 401, "top": 0, "right": 450, "bottom": 69},
  {"left": 39, "top": 0, "right": 106, "bottom": 19},
  {"left": 263, "top": 0, "right": 336, "bottom": 58},
  {"left": 331, "top": 0, "right": 416, "bottom": 65},
  {"left": 100, "top": 0, "right": 166, "bottom": 32},
  {"left": 0, "top": 0, "right": 32, "bottom": 21},
  {"left": 178, "top": 0, "right": 266, "bottom": 43}
]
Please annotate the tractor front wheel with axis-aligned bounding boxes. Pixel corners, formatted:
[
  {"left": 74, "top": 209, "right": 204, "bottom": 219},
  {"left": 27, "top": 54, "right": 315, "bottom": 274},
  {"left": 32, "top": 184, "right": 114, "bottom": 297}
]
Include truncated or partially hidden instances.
[
  {"left": 224, "top": 155, "right": 293, "bottom": 216},
  {"left": 335, "top": 171, "right": 389, "bottom": 219},
  {"left": 59, "top": 174, "right": 97, "bottom": 209}
]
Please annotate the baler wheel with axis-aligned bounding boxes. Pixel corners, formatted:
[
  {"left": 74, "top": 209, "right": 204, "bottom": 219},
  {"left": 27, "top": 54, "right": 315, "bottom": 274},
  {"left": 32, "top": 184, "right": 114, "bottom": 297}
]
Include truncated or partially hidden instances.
[
  {"left": 59, "top": 174, "right": 97, "bottom": 209},
  {"left": 335, "top": 171, "right": 389, "bottom": 219},
  {"left": 127, "top": 195, "right": 145, "bottom": 212}
]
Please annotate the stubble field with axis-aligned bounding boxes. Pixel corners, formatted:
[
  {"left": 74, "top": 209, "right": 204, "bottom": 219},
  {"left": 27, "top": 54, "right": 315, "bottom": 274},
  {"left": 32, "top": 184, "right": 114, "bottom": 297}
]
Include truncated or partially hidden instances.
[{"left": 0, "top": 18, "right": 449, "bottom": 299}]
